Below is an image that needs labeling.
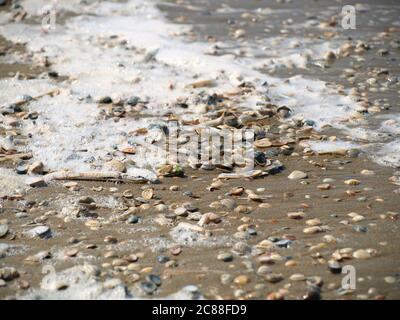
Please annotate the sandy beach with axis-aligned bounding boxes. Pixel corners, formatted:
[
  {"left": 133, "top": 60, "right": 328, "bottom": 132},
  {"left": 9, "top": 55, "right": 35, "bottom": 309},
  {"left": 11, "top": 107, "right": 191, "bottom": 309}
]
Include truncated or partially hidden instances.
[{"left": 0, "top": 0, "right": 399, "bottom": 300}]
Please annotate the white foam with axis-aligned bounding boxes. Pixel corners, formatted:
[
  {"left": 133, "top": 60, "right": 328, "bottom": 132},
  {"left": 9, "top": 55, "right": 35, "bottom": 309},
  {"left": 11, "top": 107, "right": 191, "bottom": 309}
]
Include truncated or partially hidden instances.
[
  {"left": 19, "top": 263, "right": 203, "bottom": 300},
  {"left": 0, "top": 168, "right": 28, "bottom": 197},
  {"left": 0, "top": 0, "right": 398, "bottom": 176}
]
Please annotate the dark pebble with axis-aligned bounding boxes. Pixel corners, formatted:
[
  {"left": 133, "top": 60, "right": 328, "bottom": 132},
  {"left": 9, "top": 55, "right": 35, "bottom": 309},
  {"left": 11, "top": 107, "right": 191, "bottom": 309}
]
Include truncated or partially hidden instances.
[
  {"left": 157, "top": 255, "right": 170, "bottom": 263},
  {"left": 146, "top": 274, "right": 162, "bottom": 286},
  {"left": 140, "top": 281, "right": 157, "bottom": 294},
  {"left": 353, "top": 225, "right": 368, "bottom": 233},
  {"left": 328, "top": 261, "right": 342, "bottom": 274}
]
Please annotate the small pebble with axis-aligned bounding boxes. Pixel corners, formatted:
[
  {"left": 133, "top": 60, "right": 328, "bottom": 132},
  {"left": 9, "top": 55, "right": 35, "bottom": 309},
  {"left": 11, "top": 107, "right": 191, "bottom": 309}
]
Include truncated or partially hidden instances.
[{"left": 288, "top": 170, "right": 308, "bottom": 180}]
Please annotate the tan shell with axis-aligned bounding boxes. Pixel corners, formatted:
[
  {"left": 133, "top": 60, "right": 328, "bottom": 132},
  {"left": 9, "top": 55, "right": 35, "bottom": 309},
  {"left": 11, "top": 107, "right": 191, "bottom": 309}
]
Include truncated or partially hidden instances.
[
  {"left": 198, "top": 212, "right": 221, "bottom": 226},
  {"left": 254, "top": 138, "right": 272, "bottom": 148},
  {"left": 142, "top": 188, "right": 154, "bottom": 200},
  {"left": 123, "top": 189, "right": 134, "bottom": 198},
  {"left": 157, "top": 164, "right": 173, "bottom": 175}
]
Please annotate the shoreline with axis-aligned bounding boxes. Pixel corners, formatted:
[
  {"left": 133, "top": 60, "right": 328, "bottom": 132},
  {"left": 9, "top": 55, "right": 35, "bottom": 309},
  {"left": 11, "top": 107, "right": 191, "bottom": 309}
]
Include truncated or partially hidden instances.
[{"left": 0, "top": 0, "right": 399, "bottom": 300}]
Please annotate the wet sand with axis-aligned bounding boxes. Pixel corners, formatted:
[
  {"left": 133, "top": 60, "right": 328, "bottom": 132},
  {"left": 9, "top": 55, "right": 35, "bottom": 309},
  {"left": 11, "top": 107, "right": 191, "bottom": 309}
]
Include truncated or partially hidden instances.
[{"left": 1, "top": 155, "right": 400, "bottom": 299}]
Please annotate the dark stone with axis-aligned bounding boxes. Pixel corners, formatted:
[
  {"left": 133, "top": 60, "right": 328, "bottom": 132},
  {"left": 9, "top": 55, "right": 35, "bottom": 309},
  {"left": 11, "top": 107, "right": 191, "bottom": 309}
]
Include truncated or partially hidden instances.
[
  {"left": 183, "top": 191, "right": 193, "bottom": 197},
  {"left": 275, "top": 239, "right": 293, "bottom": 248},
  {"left": 303, "top": 119, "right": 316, "bottom": 127},
  {"left": 140, "top": 281, "right": 157, "bottom": 294},
  {"left": 146, "top": 274, "right": 162, "bottom": 286},
  {"left": 254, "top": 151, "right": 267, "bottom": 166},
  {"left": 353, "top": 225, "right": 368, "bottom": 233},
  {"left": 267, "top": 236, "right": 279, "bottom": 242},
  {"left": 148, "top": 122, "right": 169, "bottom": 135},
  {"left": 16, "top": 163, "right": 28, "bottom": 175}
]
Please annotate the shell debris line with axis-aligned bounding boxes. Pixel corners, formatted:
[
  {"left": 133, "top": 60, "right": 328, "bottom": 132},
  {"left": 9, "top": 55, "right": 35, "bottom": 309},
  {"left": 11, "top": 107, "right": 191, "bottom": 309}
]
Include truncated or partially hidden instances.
[{"left": 0, "top": 0, "right": 400, "bottom": 300}]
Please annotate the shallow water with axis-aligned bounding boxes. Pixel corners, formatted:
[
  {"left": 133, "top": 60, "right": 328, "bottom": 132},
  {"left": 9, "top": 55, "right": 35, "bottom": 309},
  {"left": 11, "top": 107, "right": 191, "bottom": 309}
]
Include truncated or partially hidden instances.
[{"left": 0, "top": 0, "right": 399, "bottom": 183}]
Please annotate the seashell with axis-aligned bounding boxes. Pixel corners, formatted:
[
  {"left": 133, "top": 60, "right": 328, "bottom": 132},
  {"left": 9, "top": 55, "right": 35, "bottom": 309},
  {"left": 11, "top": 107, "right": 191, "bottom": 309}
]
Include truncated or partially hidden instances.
[
  {"left": 306, "top": 218, "right": 321, "bottom": 226},
  {"left": 303, "top": 226, "right": 323, "bottom": 234},
  {"left": 0, "top": 225, "right": 8, "bottom": 238},
  {"left": 254, "top": 138, "right": 272, "bottom": 148},
  {"left": 228, "top": 187, "right": 244, "bottom": 196},
  {"left": 207, "top": 180, "right": 223, "bottom": 191},
  {"left": 224, "top": 116, "right": 240, "bottom": 128},
  {"left": 198, "top": 212, "right": 221, "bottom": 226},
  {"left": 288, "top": 170, "right": 308, "bottom": 180},
  {"left": 175, "top": 207, "right": 188, "bottom": 217},
  {"left": 234, "top": 205, "right": 252, "bottom": 214},
  {"left": 353, "top": 249, "right": 372, "bottom": 259},
  {"left": 157, "top": 164, "right": 184, "bottom": 177},
  {"left": 234, "top": 29, "right": 246, "bottom": 39},
  {"left": 202, "top": 115, "right": 224, "bottom": 127},
  {"left": 344, "top": 179, "right": 360, "bottom": 185},
  {"left": 277, "top": 106, "right": 291, "bottom": 118},
  {"left": 220, "top": 198, "right": 237, "bottom": 210},
  {"left": 121, "top": 147, "right": 136, "bottom": 154},
  {"left": 254, "top": 151, "right": 267, "bottom": 166},
  {"left": 142, "top": 188, "right": 154, "bottom": 200},
  {"left": 123, "top": 189, "right": 134, "bottom": 198},
  {"left": 200, "top": 163, "right": 216, "bottom": 171},
  {"left": 218, "top": 170, "right": 264, "bottom": 180},
  {"left": 105, "top": 160, "right": 126, "bottom": 173},
  {"left": 246, "top": 191, "right": 264, "bottom": 202},
  {"left": 287, "top": 212, "right": 305, "bottom": 219}
]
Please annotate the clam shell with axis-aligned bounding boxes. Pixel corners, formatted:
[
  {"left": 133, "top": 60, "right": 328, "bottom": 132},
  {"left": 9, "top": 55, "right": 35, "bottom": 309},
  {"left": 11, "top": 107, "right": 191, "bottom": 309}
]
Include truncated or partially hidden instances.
[
  {"left": 254, "top": 138, "right": 272, "bottom": 148},
  {"left": 142, "top": 188, "right": 154, "bottom": 200},
  {"left": 228, "top": 187, "right": 244, "bottom": 196}
]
